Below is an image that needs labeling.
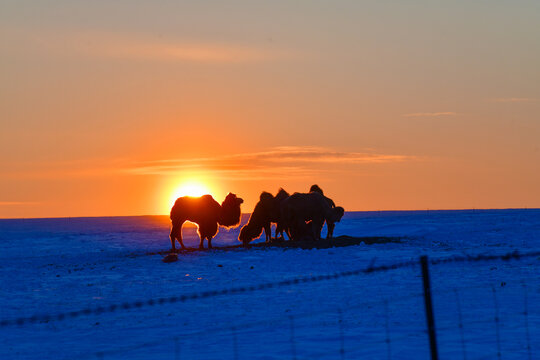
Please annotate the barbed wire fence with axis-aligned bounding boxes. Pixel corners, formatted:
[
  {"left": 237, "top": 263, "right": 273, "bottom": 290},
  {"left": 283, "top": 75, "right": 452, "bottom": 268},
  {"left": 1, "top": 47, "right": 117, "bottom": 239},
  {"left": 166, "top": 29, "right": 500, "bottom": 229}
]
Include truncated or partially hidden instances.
[
  {"left": 82, "top": 280, "right": 536, "bottom": 360},
  {"left": 73, "top": 292, "right": 426, "bottom": 360},
  {"left": 1, "top": 249, "right": 539, "bottom": 359}
]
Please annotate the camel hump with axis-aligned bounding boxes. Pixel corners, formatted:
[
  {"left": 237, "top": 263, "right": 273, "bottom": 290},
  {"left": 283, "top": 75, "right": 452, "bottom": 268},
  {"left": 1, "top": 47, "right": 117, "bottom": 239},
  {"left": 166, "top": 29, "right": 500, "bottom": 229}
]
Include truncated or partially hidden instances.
[
  {"left": 196, "top": 194, "right": 220, "bottom": 212},
  {"left": 260, "top": 191, "right": 274, "bottom": 202},
  {"left": 170, "top": 194, "right": 220, "bottom": 220},
  {"left": 275, "top": 188, "right": 290, "bottom": 201}
]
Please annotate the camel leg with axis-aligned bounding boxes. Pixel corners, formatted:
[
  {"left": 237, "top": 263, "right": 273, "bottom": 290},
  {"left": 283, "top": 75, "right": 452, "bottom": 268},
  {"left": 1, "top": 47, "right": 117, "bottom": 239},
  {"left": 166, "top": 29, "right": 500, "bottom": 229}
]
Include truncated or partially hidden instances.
[
  {"left": 178, "top": 228, "right": 186, "bottom": 250},
  {"left": 275, "top": 223, "right": 281, "bottom": 239},
  {"left": 284, "top": 227, "right": 292, "bottom": 241},
  {"left": 313, "top": 219, "right": 324, "bottom": 241},
  {"left": 280, "top": 217, "right": 292, "bottom": 240},
  {"left": 207, "top": 236, "right": 213, "bottom": 249},
  {"left": 199, "top": 236, "right": 205, "bottom": 250},
  {"left": 326, "top": 222, "right": 335, "bottom": 239},
  {"left": 169, "top": 226, "right": 177, "bottom": 252},
  {"left": 264, "top": 223, "right": 271, "bottom": 242},
  {"left": 276, "top": 222, "right": 287, "bottom": 240},
  {"left": 170, "top": 223, "right": 186, "bottom": 252}
]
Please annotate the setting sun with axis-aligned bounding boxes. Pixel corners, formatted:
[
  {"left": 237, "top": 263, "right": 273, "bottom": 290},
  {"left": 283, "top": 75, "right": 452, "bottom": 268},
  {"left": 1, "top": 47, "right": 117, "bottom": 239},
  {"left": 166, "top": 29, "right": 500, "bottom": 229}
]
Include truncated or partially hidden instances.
[{"left": 169, "top": 181, "right": 212, "bottom": 209}]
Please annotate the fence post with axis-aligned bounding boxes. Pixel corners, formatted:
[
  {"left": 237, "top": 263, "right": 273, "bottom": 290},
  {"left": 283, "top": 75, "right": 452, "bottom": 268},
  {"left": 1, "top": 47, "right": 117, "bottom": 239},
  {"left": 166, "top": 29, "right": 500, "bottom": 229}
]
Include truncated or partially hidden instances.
[{"left": 420, "top": 255, "right": 438, "bottom": 360}]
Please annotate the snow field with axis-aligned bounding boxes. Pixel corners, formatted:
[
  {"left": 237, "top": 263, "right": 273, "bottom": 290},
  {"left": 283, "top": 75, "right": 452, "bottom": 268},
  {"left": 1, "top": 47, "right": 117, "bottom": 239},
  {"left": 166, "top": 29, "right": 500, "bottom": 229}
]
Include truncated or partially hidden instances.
[{"left": 0, "top": 209, "right": 538, "bottom": 359}]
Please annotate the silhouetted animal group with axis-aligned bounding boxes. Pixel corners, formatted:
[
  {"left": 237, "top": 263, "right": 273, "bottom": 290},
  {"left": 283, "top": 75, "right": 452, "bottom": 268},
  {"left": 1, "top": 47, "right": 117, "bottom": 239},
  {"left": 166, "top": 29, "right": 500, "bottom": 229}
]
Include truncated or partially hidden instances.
[{"left": 169, "top": 185, "right": 344, "bottom": 251}]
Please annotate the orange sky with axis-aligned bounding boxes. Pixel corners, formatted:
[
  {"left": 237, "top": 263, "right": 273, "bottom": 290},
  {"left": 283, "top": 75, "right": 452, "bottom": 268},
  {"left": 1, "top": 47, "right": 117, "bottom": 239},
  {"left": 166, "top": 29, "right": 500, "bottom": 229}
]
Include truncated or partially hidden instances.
[{"left": 1, "top": 1, "right": 539, "bottom": 218}]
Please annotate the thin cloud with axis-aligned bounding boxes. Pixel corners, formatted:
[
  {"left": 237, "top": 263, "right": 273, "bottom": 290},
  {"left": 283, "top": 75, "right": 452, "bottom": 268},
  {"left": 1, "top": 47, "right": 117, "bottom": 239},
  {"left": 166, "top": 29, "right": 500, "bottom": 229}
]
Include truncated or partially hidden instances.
[
  {"left": 1, "top": 148, "right": 418, "bottom": 181},
  {"left": 403, "top": 112, "right": 457, "bottom": 118},
  {"left": 135, "top": 166, "right": 321, "bottom": 181},
  {"left": 104, "top": 42, "right": 282, "bottom": 63},
  {"left": 0, "top": 201, "right": 39, "bottom": 206},
  {"left": 490, "top": 98, "right": 538, "bottom": 103},
  {"left": 29, "top": 31, "right": 288, "bottom": 64},
  {"left": 125, "top": 146, "right": 419, "bottom": 179}
]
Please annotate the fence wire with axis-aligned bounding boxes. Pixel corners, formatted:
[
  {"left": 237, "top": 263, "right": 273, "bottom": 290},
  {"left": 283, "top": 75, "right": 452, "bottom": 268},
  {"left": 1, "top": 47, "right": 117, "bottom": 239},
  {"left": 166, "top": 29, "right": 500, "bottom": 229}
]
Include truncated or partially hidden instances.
[
  {"left": 74, "top": 291, "right": 423, "bottom": 360},
  {"left": 1, "top": 249, "right": 538, "bottom": 328}
]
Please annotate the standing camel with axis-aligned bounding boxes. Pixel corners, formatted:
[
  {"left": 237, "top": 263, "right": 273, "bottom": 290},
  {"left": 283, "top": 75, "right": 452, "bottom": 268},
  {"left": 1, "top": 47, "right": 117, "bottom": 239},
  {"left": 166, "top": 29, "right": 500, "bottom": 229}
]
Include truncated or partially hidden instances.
[
  {"left": 169, "top": 193, "right": 243, "bottom": 250},
  {"left": 309, "top": 184, "right": 341, "bottom": 238}
]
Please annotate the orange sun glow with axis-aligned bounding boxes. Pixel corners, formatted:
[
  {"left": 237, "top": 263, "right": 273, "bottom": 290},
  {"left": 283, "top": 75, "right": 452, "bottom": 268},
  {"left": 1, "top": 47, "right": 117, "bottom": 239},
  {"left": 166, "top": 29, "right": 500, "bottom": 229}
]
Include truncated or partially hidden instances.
[{"left": 168, "top": 181, "right": 213, "bottom": 209}]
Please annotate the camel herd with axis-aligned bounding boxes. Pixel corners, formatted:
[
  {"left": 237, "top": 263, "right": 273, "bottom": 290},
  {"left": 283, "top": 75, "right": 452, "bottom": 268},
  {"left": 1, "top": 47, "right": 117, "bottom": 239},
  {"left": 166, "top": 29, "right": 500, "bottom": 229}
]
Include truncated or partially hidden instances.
[{"left": 169, "top": 185, "right": 344, "bottom": 251}]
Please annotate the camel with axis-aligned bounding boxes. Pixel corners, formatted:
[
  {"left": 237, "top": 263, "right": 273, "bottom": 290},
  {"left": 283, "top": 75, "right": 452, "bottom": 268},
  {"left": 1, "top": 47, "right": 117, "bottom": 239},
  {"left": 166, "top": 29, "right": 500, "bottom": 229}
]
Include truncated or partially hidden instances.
[
  {"left": 238, "top": 192, "right": 273, "bottom": 245},
  {"left": 238, "top": 188, "right": 290, "bottom": 245},
  {"left": 280, "top": 192, "right": 344, "bottom": 241},
  {"left": 169, "top": 193, "right": 243, "bottom": 251},
  {"left": 309, "top": 184, "right": 340, "bottom": 238}
]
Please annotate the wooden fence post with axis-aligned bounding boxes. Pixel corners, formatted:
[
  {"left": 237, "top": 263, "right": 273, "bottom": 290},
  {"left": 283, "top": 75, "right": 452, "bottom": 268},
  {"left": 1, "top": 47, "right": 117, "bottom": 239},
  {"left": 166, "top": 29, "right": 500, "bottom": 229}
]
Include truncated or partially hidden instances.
[{"left": 421, "top": 255, "right": 438, "bottom": 360}]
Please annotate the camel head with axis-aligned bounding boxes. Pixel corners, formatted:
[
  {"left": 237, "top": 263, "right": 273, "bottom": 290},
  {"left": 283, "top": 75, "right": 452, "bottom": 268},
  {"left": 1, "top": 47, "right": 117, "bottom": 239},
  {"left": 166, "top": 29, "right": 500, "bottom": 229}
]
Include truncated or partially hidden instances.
[
  {"left": 238, "top": 223, "right": 263, "bottom": 245},
  {"left": 309, "top": 184, "right": 324, "bottom": 195},
  {"left": 218, "top": 193, "right": 244, "bottom": 228},
  {"left": 332, "top": 206, "right": 345, "bottom": 223}
]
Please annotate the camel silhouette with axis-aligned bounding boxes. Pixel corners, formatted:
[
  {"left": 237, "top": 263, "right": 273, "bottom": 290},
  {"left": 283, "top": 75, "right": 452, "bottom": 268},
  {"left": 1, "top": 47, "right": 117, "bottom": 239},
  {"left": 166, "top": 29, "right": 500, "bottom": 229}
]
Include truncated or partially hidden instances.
[
  {"left": 309, "top": 184, "right": 342, "bottom": 238},
  {"left": 280, "top": 192, "right": 344, "bottom": 241},
  {"left": 169, "top": 193, "right": 243, "bottom": 250},
  {"left": 238, "top": 188, "right": 290, "bottom": 245}
]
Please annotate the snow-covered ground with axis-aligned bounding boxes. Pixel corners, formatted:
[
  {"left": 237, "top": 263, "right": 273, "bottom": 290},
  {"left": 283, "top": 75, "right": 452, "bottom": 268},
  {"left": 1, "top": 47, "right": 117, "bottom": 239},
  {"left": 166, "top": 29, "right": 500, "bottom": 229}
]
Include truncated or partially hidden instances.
[{"left": 0, "top": 209, "right": 539, "bottom": 359}]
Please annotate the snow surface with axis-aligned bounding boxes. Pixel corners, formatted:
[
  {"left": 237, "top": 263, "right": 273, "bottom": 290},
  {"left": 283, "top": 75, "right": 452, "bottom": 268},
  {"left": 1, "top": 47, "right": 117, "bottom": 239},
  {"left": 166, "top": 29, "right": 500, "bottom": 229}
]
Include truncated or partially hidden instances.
[{"left": 0, "top": 209, "right": 539, "bottom": 359}]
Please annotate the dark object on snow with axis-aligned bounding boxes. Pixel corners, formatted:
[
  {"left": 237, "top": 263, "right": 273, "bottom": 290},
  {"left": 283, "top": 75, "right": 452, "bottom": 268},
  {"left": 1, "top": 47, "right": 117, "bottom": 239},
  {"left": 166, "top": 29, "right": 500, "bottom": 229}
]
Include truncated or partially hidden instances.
[
  {"left": 170, "top": 193, "right": 243, "bottom": 251},
  {"left": 162, "top": 253, "right": 178, "bottom": 263},
  {"left": 309, "top": 184, "right": 345, "bottom": 239},
  {"left": 239, "top": 188, "right": 290, "bottom": 245}
]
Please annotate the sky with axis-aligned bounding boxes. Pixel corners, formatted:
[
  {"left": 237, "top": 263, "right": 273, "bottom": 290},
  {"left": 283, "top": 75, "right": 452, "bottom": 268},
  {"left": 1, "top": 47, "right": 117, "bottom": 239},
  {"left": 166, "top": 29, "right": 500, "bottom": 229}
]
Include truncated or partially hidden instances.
[{"left": 1, "top": 0, "right": 539, "bottom": 218}]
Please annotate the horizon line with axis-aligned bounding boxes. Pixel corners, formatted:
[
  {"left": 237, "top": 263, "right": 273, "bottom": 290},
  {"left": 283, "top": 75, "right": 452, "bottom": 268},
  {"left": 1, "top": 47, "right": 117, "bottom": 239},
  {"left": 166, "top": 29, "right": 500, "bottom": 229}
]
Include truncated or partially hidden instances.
[{"left": 1, "top": 207, "right": 538, "bottom": 221}]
